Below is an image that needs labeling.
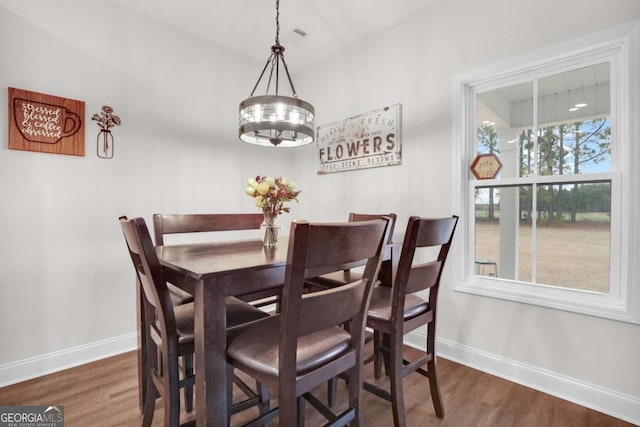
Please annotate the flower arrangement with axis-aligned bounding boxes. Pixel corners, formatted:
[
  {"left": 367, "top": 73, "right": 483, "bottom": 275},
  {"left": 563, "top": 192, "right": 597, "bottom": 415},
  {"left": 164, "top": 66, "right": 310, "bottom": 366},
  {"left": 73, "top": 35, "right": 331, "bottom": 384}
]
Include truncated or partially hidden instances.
[
  {"left": 246, "top": 176, "right": 300, "bottom": 247},
  {"left": 245, "top": 175, "right": 300, "bottom": 219},
  {"left": 91, "top": 105, "right": 121, "bottom": 130}
]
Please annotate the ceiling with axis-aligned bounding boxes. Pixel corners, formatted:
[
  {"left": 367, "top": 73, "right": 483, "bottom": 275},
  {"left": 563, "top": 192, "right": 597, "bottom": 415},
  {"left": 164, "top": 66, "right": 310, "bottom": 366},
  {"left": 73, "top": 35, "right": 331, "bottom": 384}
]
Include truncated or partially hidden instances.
[
  {"left": 478, "top": 62, "right": 611, "bottom": 128},
  {"left": 107, "top": 1, "right": 612, "bottom": 130},
  {"left": 110, "top": 0, "right": 438, "bottom": 72}
]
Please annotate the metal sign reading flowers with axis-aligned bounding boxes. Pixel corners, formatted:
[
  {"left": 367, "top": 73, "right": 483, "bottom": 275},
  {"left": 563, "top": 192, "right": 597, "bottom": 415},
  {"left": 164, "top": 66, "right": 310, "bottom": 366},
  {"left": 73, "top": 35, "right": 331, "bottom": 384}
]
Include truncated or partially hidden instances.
[
  {"left": 245, "top": 176, "right": 300, "bottom": 247},
  {"left": 316, "top": 104, "right": 402, "bottom": 174}
]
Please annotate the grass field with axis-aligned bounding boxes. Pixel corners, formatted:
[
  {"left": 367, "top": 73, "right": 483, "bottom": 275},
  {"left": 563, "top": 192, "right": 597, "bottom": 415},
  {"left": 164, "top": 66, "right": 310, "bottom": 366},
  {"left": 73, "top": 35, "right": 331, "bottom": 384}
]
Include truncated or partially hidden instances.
[{"left": 475, "top": 220, "right": 610, "bottom": 293}]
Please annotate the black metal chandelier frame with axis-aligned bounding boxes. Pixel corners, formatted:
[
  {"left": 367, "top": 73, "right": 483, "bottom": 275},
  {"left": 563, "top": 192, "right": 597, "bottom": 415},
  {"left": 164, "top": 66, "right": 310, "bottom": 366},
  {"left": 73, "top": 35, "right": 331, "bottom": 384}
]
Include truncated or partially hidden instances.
[{"left": 238, "top": 0, "right": 315, "bottom": 147}]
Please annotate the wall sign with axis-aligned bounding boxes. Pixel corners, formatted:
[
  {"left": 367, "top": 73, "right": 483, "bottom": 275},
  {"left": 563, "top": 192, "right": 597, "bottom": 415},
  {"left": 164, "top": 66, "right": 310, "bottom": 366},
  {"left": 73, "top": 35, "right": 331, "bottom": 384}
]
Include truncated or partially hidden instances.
[
  {"left": 8, "top": 87, "right": 85, "bottom": 156},
  {"left": 470, "top": 153, "right": 502, "bottom": 179},
  {"left": 316, "top": 104, "right": 401, "bottom": 174}
]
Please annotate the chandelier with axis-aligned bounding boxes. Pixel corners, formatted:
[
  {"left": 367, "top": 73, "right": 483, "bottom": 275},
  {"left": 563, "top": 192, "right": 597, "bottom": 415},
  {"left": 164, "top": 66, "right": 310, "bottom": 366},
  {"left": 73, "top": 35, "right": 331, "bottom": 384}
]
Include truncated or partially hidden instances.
[{"left": 238, "top": 0, "right": 315, "bottom": 147}]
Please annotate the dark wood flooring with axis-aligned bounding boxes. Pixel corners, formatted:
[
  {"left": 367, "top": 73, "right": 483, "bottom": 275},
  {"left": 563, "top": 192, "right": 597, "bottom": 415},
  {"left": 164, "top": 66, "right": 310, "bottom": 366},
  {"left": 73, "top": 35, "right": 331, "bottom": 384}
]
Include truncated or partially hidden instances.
[{"left": 0, "top": 347, "right": 632, "bottom": 426}]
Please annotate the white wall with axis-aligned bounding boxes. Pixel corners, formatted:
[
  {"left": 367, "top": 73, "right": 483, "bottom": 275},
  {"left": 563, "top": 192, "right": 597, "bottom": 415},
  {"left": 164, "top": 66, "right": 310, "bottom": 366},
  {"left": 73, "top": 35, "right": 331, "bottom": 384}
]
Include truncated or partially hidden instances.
[
  {"left": 1, "top": 0, "right": 639, "bottom": 424},
  {"left": 0, "top": 0, "right": 296, "bottom": 374},
  {"left": 291, "top": 0, "right": 640, "bottom": 423}
]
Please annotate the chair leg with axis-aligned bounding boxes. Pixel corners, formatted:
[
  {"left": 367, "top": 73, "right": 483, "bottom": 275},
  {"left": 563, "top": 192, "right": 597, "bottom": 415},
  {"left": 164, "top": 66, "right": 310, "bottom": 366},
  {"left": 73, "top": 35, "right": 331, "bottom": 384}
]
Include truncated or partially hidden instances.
[
  {"left": 389, "top": 333, "right": 406, "bottom": 427},
  {"left": 382, "top": 332, "right": 392, "bottom": 377},
  {"left": 373, "top": 330, "right": 382, "bottom": 379},
  {"left": 427, "top": 358, "right": 444, "bottom": 417},
  {"left": 137, "top": 287, "right": 150, "bottom": 414},
  {"left": 183, "top": 354, "right": 194, "bottom": 413},
  {"left": 327, "top": 377, "right": 338, "bottom": 408},
  {"left": 141, "top": 329, "right": 159, "bottom": 422},
  {"left": 138, "top": 335, "right": 148, "bottom": 413},
  {"left": 141, "top": 377, "right": 156, "bottom": 427},
  {"left": 167, "top": 376, "right": 181, "bottom": 427},
  {"left": 141, "top": 322, "right": 159, "bottom": 415},
  {"left": 347, "top": 365, "right": 361, "bottom": 427},
  {"left": 258, "top": 381, "right": 270, "bottom": 418},
  {"left": 297, "top": 396, "right": 306, "bottom": 426}
]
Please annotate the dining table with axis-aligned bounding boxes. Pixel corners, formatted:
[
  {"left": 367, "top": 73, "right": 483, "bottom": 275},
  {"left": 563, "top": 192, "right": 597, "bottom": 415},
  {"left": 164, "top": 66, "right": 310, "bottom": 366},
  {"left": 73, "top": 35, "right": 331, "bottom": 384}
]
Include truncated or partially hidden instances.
[{"left": 156, "top": 236, "right": 400, "bottom": 426}]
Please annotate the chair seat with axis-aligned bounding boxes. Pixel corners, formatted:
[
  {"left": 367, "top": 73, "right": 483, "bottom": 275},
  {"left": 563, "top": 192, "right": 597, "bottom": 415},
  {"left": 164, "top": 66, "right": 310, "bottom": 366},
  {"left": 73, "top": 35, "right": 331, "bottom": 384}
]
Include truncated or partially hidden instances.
[
  {"left": 306, "top": 270, "right": 382, "bottom": 291},
  {"left": 228, "top": 315, "right": 352, "bottom": 377},
  {"left": 167, "top": 297, "right": 269, "bottom": 344},
  {"left": 307, "top": 270, "right": 363, "bottom": 288},
  {"left": 367, "top": 286, "right": 429, "bottom": 323},
  {"left": 168, "top": 283, "right": 193, "bottom": 305},
  {"left": 227, "top": 296, "right": 271, "bottom": 327},
  {"left": 173, "top": 302, "right": 195, "bottom": 343}
]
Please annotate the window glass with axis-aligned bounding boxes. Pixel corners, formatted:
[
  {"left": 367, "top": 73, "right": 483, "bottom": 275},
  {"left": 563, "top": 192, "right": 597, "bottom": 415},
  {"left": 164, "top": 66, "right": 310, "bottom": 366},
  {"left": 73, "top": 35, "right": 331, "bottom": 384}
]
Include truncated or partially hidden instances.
[
  {"left": 472, "top": 63, "right": 612, "bottom": 291},
  {"left": 535, "top": 182, "right": 610, "bottom": 291},
  {"left": 477, "top": 82, "right": 533, "bottom": 178},
  {"left": 538, "top": 63, "right": 611, "bottom": 176},
  {"left": 474, "top": 185, "right": 532, "bottom": 282}
]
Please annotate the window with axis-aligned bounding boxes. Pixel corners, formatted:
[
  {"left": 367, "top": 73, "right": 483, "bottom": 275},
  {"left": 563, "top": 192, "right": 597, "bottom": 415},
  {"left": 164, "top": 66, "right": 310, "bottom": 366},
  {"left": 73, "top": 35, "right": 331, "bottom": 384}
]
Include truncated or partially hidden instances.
[{"left": 453, "top": 22, "right": 640, "bottom": 323}]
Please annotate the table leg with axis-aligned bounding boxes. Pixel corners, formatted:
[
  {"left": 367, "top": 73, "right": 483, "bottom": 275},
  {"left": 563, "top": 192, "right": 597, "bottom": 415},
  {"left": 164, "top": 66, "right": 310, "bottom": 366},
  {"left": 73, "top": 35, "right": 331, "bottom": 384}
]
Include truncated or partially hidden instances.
[{"left": 195, "top": 278, "right": 229, "bottom": 426}]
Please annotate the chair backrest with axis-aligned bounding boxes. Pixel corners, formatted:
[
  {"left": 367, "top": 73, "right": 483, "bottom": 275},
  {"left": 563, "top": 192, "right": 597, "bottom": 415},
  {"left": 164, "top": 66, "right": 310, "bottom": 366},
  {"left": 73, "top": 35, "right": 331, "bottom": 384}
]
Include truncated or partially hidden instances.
[
  {"left": 120, "top": 216, "right": 178, "bottom": 354},
  {"left": 329, "top": 212, "right": 397, "bottom": 273},
  {"left": 153, "top": 213, "right": 264, "bottom": 245},
  {"left": 392, "top": 215, "right": 458, "bottom": 323},
  {"left": 279, "top": 218, "right": 391, "bottom": 373},
  {"left": 348, "top": 212, "right": 397, "bottom": 243}
]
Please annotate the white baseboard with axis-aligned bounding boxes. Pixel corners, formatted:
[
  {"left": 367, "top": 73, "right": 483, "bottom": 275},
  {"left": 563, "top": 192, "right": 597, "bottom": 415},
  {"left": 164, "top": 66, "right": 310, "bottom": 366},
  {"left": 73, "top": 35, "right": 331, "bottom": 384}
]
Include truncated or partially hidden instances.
[
  {"left": 405, "top": 331, "right": 640, "bottom": 426},
  {"left": 0, "top": 332, "right": 137, "bottom": 388}
]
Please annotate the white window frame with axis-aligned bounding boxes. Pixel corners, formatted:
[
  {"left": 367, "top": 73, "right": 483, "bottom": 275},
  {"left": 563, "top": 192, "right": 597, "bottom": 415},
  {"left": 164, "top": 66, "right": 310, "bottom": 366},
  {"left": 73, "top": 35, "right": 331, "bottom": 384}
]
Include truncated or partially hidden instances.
[{"left": 452, "top": 21, "right": 640, "bottom": 324}]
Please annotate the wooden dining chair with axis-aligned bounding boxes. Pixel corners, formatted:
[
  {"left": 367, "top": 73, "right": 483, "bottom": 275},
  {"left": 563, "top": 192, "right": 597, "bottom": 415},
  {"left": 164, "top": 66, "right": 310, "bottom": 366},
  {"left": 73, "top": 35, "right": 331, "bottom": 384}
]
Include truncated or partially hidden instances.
[
  {"left": 153, "top": 213, "right": 264, "bottom": 245},
  {"left": 121, "top": 215, "right": 190, "bottom": 413},
  {"left": 226, "top": 218, "right": 391, "bottom": 426},
  {"left": 153, "top": 213, "right": 280, "bottom": 307},
  {"left": 119, "top": 216, "right": 270, "bottom": 426},
  {"left": 305, "top": 213, "right": 397, "bottom": 407},
  {"left": 363, "top": 215, "right": 458, "bottom": 427},
  {"left": 305, "top": 212, "right": 397, "bottom": 291}
]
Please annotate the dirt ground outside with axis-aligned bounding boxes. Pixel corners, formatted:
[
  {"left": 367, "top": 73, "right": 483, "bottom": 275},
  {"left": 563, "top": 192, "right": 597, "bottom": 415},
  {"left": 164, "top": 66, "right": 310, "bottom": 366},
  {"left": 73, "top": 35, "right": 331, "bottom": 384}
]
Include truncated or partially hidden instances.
[{"left": 475, "top": 221, "right": 610, "bottom": 292}]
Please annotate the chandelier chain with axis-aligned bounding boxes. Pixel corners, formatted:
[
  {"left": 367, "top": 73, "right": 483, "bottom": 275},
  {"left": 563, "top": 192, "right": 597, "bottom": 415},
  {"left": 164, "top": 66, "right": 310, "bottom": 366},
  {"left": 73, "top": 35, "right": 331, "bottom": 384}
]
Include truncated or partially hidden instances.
[{"left": 275, "top": 0, "right": 280, "bottom": 45}]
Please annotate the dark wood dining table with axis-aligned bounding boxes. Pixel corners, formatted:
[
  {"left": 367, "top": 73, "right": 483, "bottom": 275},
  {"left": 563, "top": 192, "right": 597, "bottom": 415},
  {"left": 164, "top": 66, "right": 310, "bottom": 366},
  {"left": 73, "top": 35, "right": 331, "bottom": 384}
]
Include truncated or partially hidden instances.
[{"left": 156, "top": 237, "right": 400, "bottom": 426}]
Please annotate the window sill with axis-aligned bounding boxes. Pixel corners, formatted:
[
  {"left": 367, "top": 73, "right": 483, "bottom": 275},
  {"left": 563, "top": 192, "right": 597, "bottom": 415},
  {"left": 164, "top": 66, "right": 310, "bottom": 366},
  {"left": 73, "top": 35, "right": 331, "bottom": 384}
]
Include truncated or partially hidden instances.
[{"left": 454, "top": 276, "right": 639, "bottom": 324}]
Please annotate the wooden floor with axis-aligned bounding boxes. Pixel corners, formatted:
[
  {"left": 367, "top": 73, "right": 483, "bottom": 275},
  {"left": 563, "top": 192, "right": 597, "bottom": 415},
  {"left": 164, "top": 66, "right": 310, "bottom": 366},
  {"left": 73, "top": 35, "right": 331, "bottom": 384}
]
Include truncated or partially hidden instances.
[{"left": 0, "top": 346, "right": 631, "bottom": 427}]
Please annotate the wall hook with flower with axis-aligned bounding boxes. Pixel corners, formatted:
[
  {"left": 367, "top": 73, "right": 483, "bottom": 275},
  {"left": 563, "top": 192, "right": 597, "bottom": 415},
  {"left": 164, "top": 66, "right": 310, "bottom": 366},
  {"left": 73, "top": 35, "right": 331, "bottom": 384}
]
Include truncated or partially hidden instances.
[{"left": 92, "top": 105, "right": 121, "bottom": 159}]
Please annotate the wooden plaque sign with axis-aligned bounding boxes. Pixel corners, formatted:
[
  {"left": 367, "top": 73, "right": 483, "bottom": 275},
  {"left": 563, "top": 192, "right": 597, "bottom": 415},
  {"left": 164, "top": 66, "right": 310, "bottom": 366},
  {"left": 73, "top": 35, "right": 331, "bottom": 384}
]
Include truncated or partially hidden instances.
[
  {"left": 8, "top": 87, "right": 85, "bottom": 156},
  {"left": 470, "top": 153, "right": 502, "bottom": 179},
  {"left": 316, "top": 104, "right": 402, "bottom": 174}
]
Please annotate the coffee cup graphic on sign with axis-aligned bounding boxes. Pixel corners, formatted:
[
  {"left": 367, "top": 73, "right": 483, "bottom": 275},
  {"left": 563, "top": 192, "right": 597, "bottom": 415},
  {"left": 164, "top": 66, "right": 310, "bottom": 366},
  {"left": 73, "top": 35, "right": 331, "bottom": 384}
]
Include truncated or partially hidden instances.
[{"left": 13, "top": 98, "right": 82, "bottom": 144}]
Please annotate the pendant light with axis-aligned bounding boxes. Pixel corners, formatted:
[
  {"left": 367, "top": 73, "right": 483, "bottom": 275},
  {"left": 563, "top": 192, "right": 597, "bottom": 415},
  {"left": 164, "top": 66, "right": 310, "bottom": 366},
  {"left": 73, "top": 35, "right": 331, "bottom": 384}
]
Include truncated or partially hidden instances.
[{"left": 238, "top": 0, "right": 315, "bottom": 147}]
